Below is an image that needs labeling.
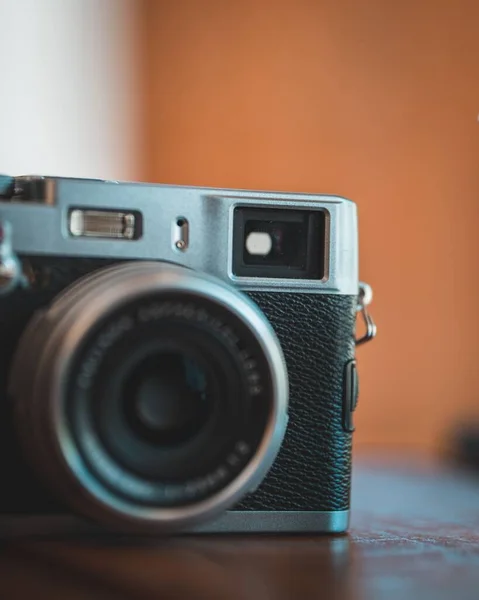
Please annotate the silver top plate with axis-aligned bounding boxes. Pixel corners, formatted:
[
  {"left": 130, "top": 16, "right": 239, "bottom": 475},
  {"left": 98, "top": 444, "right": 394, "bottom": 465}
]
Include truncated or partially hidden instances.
[{"left": 0, "top": 176, "right": 358, "bottom": 294}]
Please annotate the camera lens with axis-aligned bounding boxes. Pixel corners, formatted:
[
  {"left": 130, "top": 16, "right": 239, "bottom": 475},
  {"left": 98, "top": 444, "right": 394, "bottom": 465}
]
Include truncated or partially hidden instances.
[
  {"left": 75, "top": 309, "right": 256, "bottom": 487},
  {"left": 123, "top": 352, "right": 211, "bottom": 446},
  {"left": 10, "top": 262, "right": 288, "bottom": 532}
]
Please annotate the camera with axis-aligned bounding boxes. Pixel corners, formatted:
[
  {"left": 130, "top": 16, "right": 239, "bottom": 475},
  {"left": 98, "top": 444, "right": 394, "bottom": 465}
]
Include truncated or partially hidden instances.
[{"left": 0, "top": 175, "right": 373, "bottom": 535}]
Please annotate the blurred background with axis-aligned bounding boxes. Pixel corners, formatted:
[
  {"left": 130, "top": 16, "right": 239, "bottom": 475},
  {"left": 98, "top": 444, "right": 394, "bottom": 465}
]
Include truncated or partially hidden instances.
[{"left": 1, "top": 0, "right": 478, "bottom": 457}]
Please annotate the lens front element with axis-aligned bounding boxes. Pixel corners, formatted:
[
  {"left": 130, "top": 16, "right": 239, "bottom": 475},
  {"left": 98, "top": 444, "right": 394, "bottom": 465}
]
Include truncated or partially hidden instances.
[{"left": 123, "top": 351, "right": 211, "bottom": 446}]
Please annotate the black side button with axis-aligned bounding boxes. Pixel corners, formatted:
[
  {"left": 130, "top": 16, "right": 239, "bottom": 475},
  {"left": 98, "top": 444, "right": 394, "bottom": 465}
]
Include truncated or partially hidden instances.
[{"left": 343, "top": 359, "right": 359, "bottom": 433}]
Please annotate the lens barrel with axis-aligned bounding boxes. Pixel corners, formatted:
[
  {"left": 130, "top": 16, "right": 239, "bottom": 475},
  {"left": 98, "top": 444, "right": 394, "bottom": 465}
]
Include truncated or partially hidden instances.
[{"left": 10, "top": 262, "right": 288, "bottom": 532}]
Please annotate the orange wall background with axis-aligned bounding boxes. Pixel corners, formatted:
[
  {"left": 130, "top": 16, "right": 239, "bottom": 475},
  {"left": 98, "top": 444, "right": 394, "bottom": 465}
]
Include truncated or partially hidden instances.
[{"left": 142, "top": 0, "right": 479, "bottom": 453}]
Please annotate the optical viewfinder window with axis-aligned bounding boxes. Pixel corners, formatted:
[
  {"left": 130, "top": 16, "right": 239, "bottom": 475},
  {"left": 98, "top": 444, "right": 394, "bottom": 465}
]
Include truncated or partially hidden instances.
[{"left": 232, "top": 207, "right": 326, "bottom": 279}]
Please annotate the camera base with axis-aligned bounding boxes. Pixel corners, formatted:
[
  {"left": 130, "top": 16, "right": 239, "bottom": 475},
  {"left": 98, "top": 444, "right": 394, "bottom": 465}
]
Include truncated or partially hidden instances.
[{"left": 0, "top": 510, "right": 349, "bottom": 538}]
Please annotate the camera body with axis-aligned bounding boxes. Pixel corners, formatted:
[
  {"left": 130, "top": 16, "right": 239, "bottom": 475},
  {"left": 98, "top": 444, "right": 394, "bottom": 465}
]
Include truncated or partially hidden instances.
[{"left": 0, "top": 176, "right": 359, "bottom": 535}]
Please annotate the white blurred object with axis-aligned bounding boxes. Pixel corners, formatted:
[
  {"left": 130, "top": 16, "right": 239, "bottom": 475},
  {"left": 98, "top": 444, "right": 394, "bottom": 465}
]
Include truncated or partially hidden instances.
[
  {"left": 0, "top": 0, "right": 142, "bottom": 180},
  {"left": 245, "top": 231, "right": 273, "bottom": 256}
]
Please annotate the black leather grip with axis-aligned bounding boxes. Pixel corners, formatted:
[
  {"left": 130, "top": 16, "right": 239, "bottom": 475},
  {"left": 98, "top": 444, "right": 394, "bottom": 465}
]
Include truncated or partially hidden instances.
[{"left": 235, "top": 292, "right": 357, "bottom": 512}]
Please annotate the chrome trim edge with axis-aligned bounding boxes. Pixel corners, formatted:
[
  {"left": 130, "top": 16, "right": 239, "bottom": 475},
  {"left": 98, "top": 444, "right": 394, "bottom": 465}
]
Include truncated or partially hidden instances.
[
  {"left": 192, "top": 510, "right": 350, "bottom": 534},
  {"left": 0, "top": 510, "right": 350, "bottom": 538}
]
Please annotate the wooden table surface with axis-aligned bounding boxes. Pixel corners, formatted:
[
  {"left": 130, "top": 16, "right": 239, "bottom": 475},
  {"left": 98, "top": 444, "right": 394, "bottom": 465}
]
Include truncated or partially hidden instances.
[{"left": 1, "top": 458, "right": 479, "bottom": 600}]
